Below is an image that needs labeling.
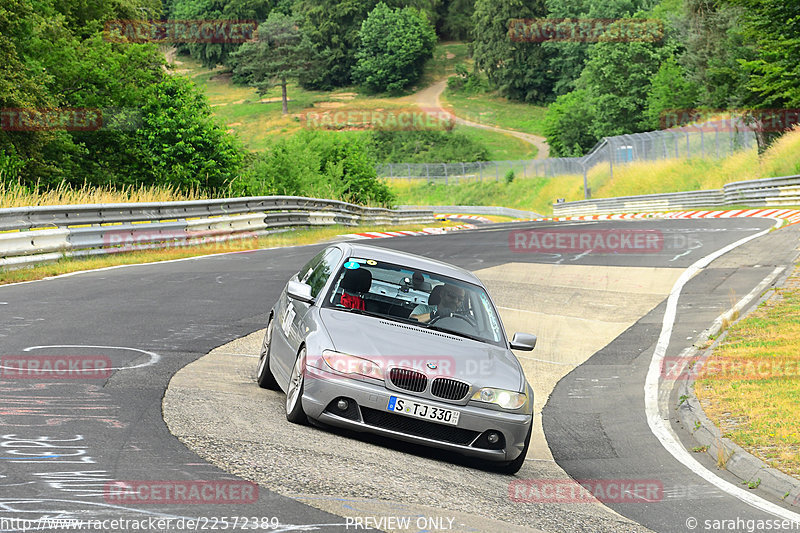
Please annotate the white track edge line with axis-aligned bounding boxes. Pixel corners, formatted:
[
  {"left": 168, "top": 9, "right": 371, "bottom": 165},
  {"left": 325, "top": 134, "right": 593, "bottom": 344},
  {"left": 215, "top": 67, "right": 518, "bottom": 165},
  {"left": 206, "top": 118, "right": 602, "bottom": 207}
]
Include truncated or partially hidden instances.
[{"left": 644, "top": 218, "right": 800, "bottom": 522}]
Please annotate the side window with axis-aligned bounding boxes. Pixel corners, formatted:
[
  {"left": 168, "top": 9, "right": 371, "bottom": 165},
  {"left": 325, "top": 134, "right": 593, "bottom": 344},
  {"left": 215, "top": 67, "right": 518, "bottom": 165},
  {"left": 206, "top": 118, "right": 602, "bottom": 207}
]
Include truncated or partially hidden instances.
[
  {"left": 298, "top": 250, "right": 326, "bottom": 285},
  {"left": 305, "top": 248, "right": 343, "bottom": 298}
]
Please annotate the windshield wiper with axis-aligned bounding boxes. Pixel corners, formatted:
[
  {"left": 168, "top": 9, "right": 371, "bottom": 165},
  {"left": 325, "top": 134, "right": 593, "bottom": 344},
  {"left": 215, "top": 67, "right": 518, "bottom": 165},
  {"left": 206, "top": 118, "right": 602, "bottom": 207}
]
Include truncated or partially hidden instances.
[{"left": 423, "top": 324, "right": 486, "bottom": 343}]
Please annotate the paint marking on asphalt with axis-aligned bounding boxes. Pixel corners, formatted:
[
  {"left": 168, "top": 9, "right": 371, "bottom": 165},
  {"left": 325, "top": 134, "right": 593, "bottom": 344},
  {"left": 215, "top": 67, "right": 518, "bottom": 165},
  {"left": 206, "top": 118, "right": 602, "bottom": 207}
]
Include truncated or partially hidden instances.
[
  {"left": 21, "top": 345, "right": 161, "bottom": 371},
  {"left": 644, "top": 219, "right": 800, "bottom": 522}
]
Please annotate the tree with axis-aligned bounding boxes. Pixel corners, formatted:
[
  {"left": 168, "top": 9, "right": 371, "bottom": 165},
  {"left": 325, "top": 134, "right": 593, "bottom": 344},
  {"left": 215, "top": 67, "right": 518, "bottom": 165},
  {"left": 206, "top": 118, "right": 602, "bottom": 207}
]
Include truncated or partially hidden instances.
[
  {"left": 352, "top": 3, "right": 437, "bottom": 94},
  {"left": 170, "top": 0, "right": 273, "bottom": 68},
  {"left": 438, "top": 0, "right": 474, "bottom": 40},
  {"left": 543, "top": 0, "right": 650, "bottom": 96},
  {"left": 727, "top": 0, "right": 800, "bottom": 109},
  {"left": 681, "top": 0, "right": 753, "bottom": 108},
  {"left": 643, "top": 56, "right": 700, "bottom": 129},
  {"left": 471, "top": 0, "right": 555, "bottom": 103},
  {"left": 295, "top": 0, "right": 439, "bottom": 90},
  {"left": 543, "top": 88, "right": 598, "bottom": 156},
  {"left": 231, "top": 12, "right": 312, "bottom": 114},
  {"left": 130, "top": 76, "right": 243, "bottom": 190},
  {"left": 577, "top": 21, "right": 663, "bottom": 137}
]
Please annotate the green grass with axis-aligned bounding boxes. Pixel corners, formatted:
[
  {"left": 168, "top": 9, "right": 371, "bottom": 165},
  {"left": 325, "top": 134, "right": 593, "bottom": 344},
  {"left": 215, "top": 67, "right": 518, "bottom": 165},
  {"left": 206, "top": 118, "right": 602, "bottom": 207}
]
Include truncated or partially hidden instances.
[
  {"left": 455, "top": 126, "right": 537, "bottom": 160},
  {"left": 386, "top": 175, "right": 584, "bottom": 215},
  {"left": 387, "top": 126, "right": 800, "bottom": 215},
  {"left": 418, "top": 42, "right": 471, "bottom": 87},
  {"left": 441, "top": 89, "right": 549, "bottom": 136},
  {"left": 695, "top": 266, "right": 800, "bottom": 477}
]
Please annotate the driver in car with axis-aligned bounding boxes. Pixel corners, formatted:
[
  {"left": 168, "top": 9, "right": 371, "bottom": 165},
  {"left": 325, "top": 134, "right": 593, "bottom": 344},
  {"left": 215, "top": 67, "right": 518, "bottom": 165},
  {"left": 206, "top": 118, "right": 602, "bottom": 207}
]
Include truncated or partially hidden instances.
[{"left": 410, "top": 284, "right": 466, "bottom": 323}]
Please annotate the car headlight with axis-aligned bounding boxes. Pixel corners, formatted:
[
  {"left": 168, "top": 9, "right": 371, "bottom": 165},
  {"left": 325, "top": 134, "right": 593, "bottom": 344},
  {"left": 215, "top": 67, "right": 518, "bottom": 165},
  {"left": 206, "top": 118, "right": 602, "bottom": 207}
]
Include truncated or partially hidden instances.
[
  {"left": 322, "top": 350, "right": 383, "bottom": 380},
  {"left": 471, "top": 388, "right": 527, "bottom": 410}
]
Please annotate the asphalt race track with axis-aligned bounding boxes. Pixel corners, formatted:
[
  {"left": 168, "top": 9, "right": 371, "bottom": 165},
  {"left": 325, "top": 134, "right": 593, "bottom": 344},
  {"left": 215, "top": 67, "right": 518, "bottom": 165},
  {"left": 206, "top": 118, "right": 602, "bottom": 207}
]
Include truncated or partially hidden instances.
[{"left": 0, "top": 217, "right": 798, "bottom": 533}]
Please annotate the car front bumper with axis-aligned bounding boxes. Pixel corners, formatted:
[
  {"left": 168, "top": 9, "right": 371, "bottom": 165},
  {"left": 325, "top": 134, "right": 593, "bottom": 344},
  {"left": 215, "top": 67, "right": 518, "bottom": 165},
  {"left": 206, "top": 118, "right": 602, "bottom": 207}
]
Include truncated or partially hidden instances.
[{"left": 302, "top": 365, "right": 532, "bottom": 462}]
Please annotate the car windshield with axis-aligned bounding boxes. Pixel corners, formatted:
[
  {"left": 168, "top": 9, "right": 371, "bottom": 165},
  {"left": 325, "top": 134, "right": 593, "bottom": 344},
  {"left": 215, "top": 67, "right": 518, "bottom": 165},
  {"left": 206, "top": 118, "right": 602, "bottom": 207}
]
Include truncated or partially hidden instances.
[{"left": 322, "top": 257, "right": 506, "bottom": 347}]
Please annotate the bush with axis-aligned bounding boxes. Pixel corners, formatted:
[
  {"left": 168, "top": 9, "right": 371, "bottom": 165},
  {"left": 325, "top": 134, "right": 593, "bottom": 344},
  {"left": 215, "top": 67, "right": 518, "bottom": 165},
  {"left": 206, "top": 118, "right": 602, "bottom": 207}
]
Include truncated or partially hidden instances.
[
  {"left": 447, "top": 64, "right": 489, "bottom": 95},
  {"left": 352, "top": 3, "right": 437, "bottom": 94},
  {"left": 368, "top": 130, "right": 490, "bottom": 163},
  {"left": 543, "top": 89, "right": 600, "bottom": 157},
  {"left": 241, "top": 131, "right": 395, "bottom": 206}
]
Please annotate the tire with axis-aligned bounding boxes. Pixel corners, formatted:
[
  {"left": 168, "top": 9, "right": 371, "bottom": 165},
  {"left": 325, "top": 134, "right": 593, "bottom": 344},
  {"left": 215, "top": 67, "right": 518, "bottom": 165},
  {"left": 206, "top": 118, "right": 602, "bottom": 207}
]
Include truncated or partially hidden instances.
[
  {"left": 285, "top": 347, "right": 308, "bottom": 425},
  {"left": 256, "top": 317, "right": 280, "bottom": 390},
  {"left": 495, "top": 422, "right": 532, "bottom": 475}
]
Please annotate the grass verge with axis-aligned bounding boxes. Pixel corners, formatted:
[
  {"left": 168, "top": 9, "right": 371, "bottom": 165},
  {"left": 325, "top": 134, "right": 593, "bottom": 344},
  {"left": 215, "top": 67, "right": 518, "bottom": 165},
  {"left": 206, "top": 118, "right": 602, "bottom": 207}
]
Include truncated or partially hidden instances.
[
  {"left": 441, "top": 88, "right": 549, "bottom": 136},
  {"left": 0, "top": 222, "right": 454, "bottom": 286},
  {"left": 0, "top": 181, "right": 210, "bottom": 208},
  {"left": 695, "top": 265, "right": 800, "bottom": 478},
  {"left": 387, "top": 126, "right": 800, "bottom": 216}
]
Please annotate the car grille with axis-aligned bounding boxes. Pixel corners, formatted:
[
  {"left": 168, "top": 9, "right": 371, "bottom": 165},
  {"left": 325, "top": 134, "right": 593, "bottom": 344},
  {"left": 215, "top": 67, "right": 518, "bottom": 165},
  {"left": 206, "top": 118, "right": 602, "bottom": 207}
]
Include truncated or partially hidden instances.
[
  {"left": 389, "top": 368, "right": 427, "bottom": 393},
  {"left": 431, "top": 378, "right": 470, "bottom": 401},
  {"left": 361, "top": 407, "right": 480, "bottom": 446}
]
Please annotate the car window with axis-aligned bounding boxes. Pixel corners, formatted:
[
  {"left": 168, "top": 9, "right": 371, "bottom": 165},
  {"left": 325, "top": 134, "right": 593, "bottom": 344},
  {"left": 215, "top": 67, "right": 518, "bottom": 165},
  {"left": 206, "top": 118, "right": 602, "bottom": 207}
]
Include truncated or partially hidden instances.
[
  {"left": 322, "top": 257, "right": 505, "bottom": 347},
  {"left": 305, "top": 248, "right": 343, "bottom": 298},
  {"left": 298, "top": 250, "right": 326, "bottom": 285}
]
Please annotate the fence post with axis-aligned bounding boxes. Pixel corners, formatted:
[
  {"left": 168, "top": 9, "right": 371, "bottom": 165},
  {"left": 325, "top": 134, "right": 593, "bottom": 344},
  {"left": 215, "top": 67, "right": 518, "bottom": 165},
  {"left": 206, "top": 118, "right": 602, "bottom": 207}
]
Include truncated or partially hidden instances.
[
  {"left": 685, "top": 131, "right": 690, "bottom": 157},
  {"left": 699, "top": 126, "right": 705, "bottom": 157},
  {"left": 444, "top": 163, "right": 448, "bottom": 185},
  {"left": 479, "top": 162, "right": 483, "bottom": 181},
  {"left": 495, "top": 162, "right": 499, "bottom": 182},
  {"left": 583, "top": 163, "right": 590, "bottom": 199}
]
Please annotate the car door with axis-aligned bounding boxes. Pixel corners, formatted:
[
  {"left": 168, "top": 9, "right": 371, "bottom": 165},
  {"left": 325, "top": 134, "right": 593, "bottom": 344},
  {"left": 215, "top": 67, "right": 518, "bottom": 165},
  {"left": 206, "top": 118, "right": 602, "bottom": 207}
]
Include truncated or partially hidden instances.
[{"left": 274, "top": 248, "right": 343, "bottom": 382}]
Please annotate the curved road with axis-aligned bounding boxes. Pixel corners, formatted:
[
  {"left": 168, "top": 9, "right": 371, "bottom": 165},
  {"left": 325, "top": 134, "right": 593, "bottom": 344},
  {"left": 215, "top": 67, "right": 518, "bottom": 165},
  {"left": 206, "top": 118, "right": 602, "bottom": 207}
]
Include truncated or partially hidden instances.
[
  {"left": 0, "top": 218, "right": 797, "bottom": 532},
  {"left": 411, "top": 80, "right": 551, "bottom": 159}
]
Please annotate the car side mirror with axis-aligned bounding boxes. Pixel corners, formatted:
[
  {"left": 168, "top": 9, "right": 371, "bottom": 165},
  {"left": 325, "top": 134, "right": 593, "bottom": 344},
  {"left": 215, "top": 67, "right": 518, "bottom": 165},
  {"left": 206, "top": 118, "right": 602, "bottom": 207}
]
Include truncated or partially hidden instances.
[
  {"left": 287, "top": 280, "right": 314, "bottom": 304},
  {"left": 510, "top": 333, "right": 537, "bottom": 351}
]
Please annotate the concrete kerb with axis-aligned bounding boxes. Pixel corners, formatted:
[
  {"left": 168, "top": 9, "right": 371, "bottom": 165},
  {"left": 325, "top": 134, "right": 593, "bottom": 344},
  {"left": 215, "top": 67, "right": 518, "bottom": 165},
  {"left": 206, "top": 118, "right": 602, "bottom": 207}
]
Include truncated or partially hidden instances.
[{"left": 673, "top": 263, "right": 800, "bottom": 507}]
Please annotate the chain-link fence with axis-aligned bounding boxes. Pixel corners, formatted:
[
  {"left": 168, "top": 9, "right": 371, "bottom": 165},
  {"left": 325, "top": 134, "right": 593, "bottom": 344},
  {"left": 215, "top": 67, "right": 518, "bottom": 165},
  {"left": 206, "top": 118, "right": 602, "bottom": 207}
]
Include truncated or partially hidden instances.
[{"left": 376, "top": 120, "right": 757, "bottom": 198}]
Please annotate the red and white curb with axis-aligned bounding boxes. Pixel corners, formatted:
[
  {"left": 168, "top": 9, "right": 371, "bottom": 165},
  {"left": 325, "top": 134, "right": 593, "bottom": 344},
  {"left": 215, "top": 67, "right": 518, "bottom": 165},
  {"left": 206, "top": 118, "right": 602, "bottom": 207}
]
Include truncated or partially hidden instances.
[
  {"left": 437, "top": 214, "right": 493, "bottom": 224},
  {"left": 340, "top": 223, "right": 477, "bottom": 240},
  {"left": 539, "top": 208, "right": 800, "bottom": 226}
]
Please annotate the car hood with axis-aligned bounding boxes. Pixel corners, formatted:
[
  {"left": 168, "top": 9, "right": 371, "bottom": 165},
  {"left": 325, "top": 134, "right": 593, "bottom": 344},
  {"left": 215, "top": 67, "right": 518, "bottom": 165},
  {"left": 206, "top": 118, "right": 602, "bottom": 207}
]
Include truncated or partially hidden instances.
[{"left": 319, "top": 308, "right": 524, "bottom": 392}]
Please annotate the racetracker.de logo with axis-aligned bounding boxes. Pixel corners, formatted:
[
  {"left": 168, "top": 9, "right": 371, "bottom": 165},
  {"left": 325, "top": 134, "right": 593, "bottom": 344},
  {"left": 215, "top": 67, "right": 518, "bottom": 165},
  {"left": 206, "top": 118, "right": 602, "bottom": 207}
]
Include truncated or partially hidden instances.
[
  {"left": 0, "top": 356, "right": 112, "bottom": 379},
  {"left": 509, "top": 229, "right": 664, "bottom": 254},
  {"left": 303, "top": 108, "right": 456, "bottom": 131},
  {"left": 308, "top": 353, "right": 459, "bottom": 380},
  {"left": 660, "top": 108, "right": 800, "bottom": 132},
  {"left": 1, "top": 108, "right": 102, "bottom": 131},
  {"left": 104, "top": 480, "right": 258, "bottom": 504},
  {"left": 509, "top": 479, "right": 663, "bottom": 503},
  {"left": 662, "top": 356, "right": 800, "bottom": 381},
  {"left": 508, "top": 18, "right": 663, "bottom": 42},
  {"left": 104, "top": 20, "right": 257, "bottom": 43}
]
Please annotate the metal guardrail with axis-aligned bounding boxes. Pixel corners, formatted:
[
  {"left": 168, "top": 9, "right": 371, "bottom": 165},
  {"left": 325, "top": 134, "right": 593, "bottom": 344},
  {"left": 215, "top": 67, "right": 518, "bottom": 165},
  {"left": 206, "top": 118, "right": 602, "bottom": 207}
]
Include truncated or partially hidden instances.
[
  {"left": 0, "top": 196, "right": 434, "bottom": 269},
  {"left": 398, "top": 205, "right": 543, "bottom": 219},
  {"left": 552, "top": 174, "right": 800, "bottom": 216}
]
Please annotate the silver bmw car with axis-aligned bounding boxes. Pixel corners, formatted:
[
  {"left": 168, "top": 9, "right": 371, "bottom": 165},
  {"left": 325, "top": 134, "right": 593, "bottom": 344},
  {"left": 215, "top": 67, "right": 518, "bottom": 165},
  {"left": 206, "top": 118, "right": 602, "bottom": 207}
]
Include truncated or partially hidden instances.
[{"left": 256, "top": 242, "right": 537, "bottom": 473}]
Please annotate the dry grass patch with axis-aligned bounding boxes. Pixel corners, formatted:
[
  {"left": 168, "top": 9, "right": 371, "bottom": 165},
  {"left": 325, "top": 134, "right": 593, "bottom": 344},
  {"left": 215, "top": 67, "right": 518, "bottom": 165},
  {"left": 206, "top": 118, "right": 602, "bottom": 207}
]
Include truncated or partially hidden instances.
[
  {"left": 695, "top": 268, "right": 800, "bottom": 477},
  {"left": 1, "top": 181, "right": 208, "bottom": 208}
]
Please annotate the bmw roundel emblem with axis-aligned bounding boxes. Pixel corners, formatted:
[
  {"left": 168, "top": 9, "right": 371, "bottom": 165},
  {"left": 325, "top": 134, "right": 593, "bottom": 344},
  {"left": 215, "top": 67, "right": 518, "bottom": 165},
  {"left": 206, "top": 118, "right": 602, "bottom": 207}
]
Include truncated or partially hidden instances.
[{"left": 426, "top": 362, "right": 438, "bottom": 370}]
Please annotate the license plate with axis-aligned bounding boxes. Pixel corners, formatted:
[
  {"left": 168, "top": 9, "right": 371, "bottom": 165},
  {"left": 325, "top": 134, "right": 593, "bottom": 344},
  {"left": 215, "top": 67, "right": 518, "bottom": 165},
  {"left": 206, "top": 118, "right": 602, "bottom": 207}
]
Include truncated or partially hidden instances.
[{"left": 387, "top": 396, "right": 460, "bottom": 426}]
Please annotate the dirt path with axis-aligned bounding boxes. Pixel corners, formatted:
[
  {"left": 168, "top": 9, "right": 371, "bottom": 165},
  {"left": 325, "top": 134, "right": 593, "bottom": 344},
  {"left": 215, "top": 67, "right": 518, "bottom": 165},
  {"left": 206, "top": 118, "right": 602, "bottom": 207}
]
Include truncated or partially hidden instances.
[{"left": 413, "top": 79, "right": 550, "bottom": 160}]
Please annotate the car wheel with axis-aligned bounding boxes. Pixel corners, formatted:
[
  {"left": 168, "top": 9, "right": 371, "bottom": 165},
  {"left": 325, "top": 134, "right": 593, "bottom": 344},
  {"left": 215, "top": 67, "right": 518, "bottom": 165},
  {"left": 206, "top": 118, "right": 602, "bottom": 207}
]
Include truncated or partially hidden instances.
[
  {"left": 256, "top": 317, "right": 280, "bottom": 390},
  {"left": 495, "top": 422, "right": 532, "bottom": 475},
  {"left": 285, "top": 347, "right": 308, "bottom": 425}
]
